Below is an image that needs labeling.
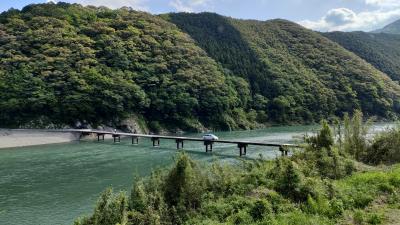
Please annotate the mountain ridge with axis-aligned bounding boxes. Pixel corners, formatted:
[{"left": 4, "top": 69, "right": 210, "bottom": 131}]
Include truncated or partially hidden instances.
[
  {"left": 324, "top": 31, "right": 400, "bottom": 82},
  {"left": 373, "top": 19, "right": 400, "bottom": 34},
  {"left": 1, "top": 3, "right": 400, "bottom": 131},
  {"left": 167, "top": 12, "right": 400, "bottom": 119}
]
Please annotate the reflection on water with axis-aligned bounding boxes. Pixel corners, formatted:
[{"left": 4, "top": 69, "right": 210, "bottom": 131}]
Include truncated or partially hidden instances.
[{"left": 0, "top": 123, "right": 394, "bottom": 225}]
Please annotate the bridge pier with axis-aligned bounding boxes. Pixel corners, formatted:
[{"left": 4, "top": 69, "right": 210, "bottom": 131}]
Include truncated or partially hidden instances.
[
  {"left": 97, "top": 134, "right": 105, "bottom": 141},
  {"left": 152, "top": 137, "right": 160, "bottom": 147},
  {"left": 176, "top": 139, "right": 184, "bottom": 149},
  {"left": 238, "top": 143, "right": 248, "bottom": 156},
  {"left": 132, "top": 136, "right": 139, "bottom": 145},
  {"left": 113, "top": 134, "right": 121, "bottom": 143},
  {"left": 204, "top": 141, "right": 213, "bottom": 152},
  {"left": 279, "top": 146, "right": 288, "bottom": 156}
]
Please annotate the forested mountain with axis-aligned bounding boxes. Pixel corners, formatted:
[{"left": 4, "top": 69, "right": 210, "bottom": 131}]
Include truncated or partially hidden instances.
[
  {"left": 0, "top": 3, "right": 251, "bottom": 130},
  {"left": 324, "top": 31, "right": 400, "bottom": 81},
  {"left": 373, "top": 19, "right": 400, "bottom": 34},
  {"left": 1, "top": 3, "right": 400, "bottom": 131},
  {"left": 167, "top": 13, "right": 400, "bottom": 122}
]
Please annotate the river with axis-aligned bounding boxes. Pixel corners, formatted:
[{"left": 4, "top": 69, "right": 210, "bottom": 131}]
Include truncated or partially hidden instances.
[{"left": 0, "top": 123, "right": 394, "bottom": 225}]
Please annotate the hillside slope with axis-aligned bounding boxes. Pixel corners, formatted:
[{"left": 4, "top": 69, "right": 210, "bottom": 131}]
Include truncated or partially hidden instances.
[
  {"left": 324, "top": 31, "right": 400, "bottom": 82},
  {"left": 2, "top": 4, "right": 400, "bottom": 130},
  {"left": 0, "top": 3, "right": 252, "bottom": 130},
  {"left": 167, "top": 13, "right": 400, "bottom": 121},
  {"left": 373, "top": 19, "right": 400, "bottom": 34}
]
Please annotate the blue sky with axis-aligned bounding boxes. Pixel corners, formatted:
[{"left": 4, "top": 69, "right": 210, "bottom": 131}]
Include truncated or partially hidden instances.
[{"left": 1, "top": 0, "right": 400, "bottom": 31}]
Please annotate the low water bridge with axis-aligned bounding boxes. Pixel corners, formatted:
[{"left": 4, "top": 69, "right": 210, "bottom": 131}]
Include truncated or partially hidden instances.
[{"left": 79, "top": 130, "right": 303, "bottom": 156}]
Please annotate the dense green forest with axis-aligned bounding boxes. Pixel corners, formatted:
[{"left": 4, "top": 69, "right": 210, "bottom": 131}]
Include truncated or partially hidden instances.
[
  {"left": 324, "top": 31, "right": 400, "bottom": 82},
  {"left": 0, "top": 3, "right": 249, "bottom": 130},
  {"left": 167, "top": 13, "right": 400, "bottom": 123},
  {"left": 2, "top": 3, "right": 400, "bottom": 130},
  {"left": 373, "top": 19, "right": 400, "bottom": 34},
  {"left": 75, "top": 114, "right": 400, "bottom": 225}
]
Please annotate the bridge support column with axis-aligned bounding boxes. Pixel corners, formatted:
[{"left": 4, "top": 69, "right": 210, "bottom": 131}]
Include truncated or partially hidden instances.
[
  {"left": 238, "top": 143, "right": 248, "bottom": 156},
  {"left": 279, "top": 146, "right": 288, "bottom": 156},
  {"left": 132, "top": 136, "right": 139, "bottom": 145},
  {"left": 152, "top": 137, "right": 160, "bottom": 147},
  {"left": 204, "top": 141, "right": 213, "bottom": 152},
  {"left": 97, "top": 134, "right": 105, "bottom": 141},
  {"left": 176, "top": 139, "right": 184, "bottom": 149},
  {"left": 113, "top": 135, "right": 120, "bottom": 143}
]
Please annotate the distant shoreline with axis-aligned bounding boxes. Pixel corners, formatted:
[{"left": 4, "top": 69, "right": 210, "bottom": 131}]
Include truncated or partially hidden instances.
[{"left": 0, "top": 129, "right": 82, "bottom": 149}]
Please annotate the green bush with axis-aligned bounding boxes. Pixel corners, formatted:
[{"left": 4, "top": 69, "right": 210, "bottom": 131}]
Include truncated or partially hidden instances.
[
  {"left": 367, "top": 213, "right": 383, "bottom": 225},
  {"left": 200, "top": 198, "right": 234, "bottom": 222},
  {"left": 163, "top": 153, "right": 206, "bottom": 220},
  {"left": 366, "top": 126, "right": 400, "bottom": 165},
  {"left": 353, "top": 210, "right": 365, "bottom": 225},
  {"left": 304, "top": 195, "right": 344, "bottom": 218},
  {"left": 226, "top": 210, "right": 253, "bottom": 225},
  {"left": 273, "top": 211, "right": 334, "bottom": 225},
  {"left": 75, "top": 189, "right": 128, "bottom": 225},
  {"left": 306, "top": 120, "right": 334, "bottom": 150},
  {"left": 272, "top": 158, "right": 319, "bottom": 202},
  {"left": 207, "top": 163, "right": 244, "bottom": 196},
  {"left": 342, "top": 111, "right": 371, "bottom": 160},
  {"left": 301, "top": 120, "right": 356, "bottom": 179},
  {"left": 249, "top": 199, "right": 272, "bottom": 221}
]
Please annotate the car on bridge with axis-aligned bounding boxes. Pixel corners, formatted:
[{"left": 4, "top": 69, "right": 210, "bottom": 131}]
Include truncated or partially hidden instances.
[{"left": 202, "top": 134, "right": 219, "bottom": 141}]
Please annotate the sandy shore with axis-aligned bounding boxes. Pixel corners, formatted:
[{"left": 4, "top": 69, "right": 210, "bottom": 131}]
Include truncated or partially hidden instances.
[{"left": 0, "top": 129, "right": 81, "bottom": 149}]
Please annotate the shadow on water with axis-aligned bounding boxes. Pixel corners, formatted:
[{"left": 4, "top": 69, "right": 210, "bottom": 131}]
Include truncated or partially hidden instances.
[{"left": 78, "top": 138, "right": 266, "bottom": 161}]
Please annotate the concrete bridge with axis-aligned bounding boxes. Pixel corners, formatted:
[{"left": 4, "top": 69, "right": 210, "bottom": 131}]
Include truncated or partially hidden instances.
[{"left": 79, "top": 130, "right": 303, "bottom": 156}]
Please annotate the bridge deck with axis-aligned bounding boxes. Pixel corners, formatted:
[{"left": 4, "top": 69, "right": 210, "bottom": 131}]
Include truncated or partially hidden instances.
[{"left": 80, "top": 130, "right": 302, "bottom": 149}]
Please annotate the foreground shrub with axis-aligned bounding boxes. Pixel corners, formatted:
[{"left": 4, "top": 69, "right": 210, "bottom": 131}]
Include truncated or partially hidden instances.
[
  {"left": 271, "top": 158, "right": 321, "bottom": 202},
  {"left": 305, "top": 195, "right": 344, "bottom": 218},
  {"left": 272, "top": 211, "right": 334, "bottom": 225},
  {"left": 75, "top": 189, "right": 128, "bottom": 225},
  {"left": 365, "top": 126, "right": 400, "bottom": 165},
  {"left": 301, "top": 120, "right": 356, "bottom": 179},
  {"left": 335, "top": 166, "right": 400, "bottom": 211},
  {"left": 342, "top": 111, "right": 371, "bottom": 160},
  {"left": 249, "top": 199, "right": 273, "bottom": 221},
  {"left": 163, "top": 153, "right": 205, "bottom": 210}
]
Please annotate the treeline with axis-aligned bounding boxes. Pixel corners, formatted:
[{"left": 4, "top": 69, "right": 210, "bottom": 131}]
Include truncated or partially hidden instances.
[
  {"left": 75, "top": 113, "right": 400, "bottom": 225},
  {"left": 2, "top": 3, "right": 400, "bottom": 130}
]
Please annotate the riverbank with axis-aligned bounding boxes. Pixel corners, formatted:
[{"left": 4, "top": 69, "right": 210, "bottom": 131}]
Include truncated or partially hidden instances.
[{"left": 0, "top": 129, "right": 81, "bottom": 149}]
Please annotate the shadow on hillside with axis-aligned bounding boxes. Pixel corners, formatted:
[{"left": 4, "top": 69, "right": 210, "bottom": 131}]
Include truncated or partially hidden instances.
[{"left": 167, "top": 12, "right": 270, "bottom": 95}]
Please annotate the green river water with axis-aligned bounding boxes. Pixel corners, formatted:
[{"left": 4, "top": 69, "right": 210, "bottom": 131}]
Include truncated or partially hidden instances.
[{"left": 0, "top": 124, "right": 393, "bottom": 225}]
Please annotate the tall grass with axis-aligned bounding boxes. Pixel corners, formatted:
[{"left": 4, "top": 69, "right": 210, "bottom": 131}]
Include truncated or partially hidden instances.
[{"left": 341, "top": 110, "right": 373, "bottom": 160}]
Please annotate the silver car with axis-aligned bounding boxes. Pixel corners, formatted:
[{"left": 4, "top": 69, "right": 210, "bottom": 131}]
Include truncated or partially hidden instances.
[{"left": 202, "top": 134, "right": 219, "bottom": 141}]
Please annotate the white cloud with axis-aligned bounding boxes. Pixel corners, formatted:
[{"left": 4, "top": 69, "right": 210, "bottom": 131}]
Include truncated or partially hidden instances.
[
  {"left": 47, "top": 0, "right": 148, "bottom": 11},
  {"left": 365, "top": 0, "right": 400, "bottom": 7},
  {"left": 299, "top": 1, "right": 400, "bottom": 32},
  {"left": 325, "top": 8, "right": 357, "bottom": 26},
  {"left": 169, "top": 0, "right": 211, "bottom": 12}
]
